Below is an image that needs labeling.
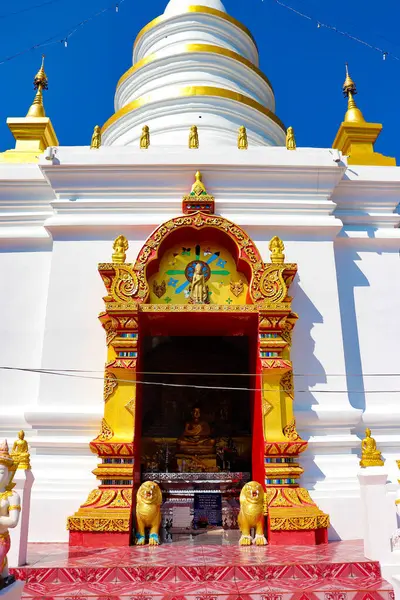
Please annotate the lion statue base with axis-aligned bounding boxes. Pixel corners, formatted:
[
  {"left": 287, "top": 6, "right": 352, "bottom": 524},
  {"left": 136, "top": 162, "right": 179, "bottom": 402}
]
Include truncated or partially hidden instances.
[
  {"left": 238, "top": 481, "right": 267, "bottom": 546},
  {"left": 135, "top": 481, "right": 162, "bottom": 546}
]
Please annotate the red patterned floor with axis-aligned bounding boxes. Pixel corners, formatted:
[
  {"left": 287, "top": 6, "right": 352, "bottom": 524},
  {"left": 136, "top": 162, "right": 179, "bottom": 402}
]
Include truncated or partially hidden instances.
[{"left": 11, "top": 534, "right": 393, "bottom": 600}]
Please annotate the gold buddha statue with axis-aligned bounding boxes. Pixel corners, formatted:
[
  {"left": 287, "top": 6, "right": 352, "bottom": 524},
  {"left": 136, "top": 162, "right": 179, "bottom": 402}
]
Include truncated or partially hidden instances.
[
  {"left": 238, "top": 126, "right": 248, "bottom": 150},
  {"left": 11, "top": 431, "right": 30, "bottom": 470},
  {"left": 360, "top": 428, "right": 384, "bottom": 467},
  {"left": 189, "top": 263, "right": 208, "bottom": 303},
  {"left": 189, "top": 125, "right": 199, "bottom": 149},
  {"left": 177, "top": 407, "right": 215, "bottom": 457},
  {"left": 140, "top": 125, "right": 150, "bottom": 149},
  {"left": 286, "top": 126, "right": 296, "bottom": 150},
  {"left": 90, "top": 125, "right": 101, "bottom": 149}
]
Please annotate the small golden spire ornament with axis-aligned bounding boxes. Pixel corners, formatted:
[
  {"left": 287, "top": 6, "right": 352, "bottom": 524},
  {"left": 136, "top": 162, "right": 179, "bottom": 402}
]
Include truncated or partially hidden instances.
[
  {"left": 343, "top": 64, "right": 365, "bottom": 124},
  {"left": 360, "top": 428, "right": 384, "bottom": 467},
  {"left": 112, "top": 235, "right": 129, "bottom": 264},
  {"left": 26, "top": 55, "right": 48, "bottom": 118},
  {"left": 286, "top": 126, "right": 296, "bottom": 150},
  {"left": 191, "top": 171, "right": 206, "bottom": 195},
  {"left": 90, "top": 125, "right": 102, "bottom": 149},
  {"left": 238, "top": 126, "right": 248, "bottom": 150},
  {"left": 140, "top": 125, "right": 150, "bottom": 149},
  {"left": 11, "top": 431, "right": 31, "bottom": 470},
  {"left": 189, "top": 125, "right": 199, "bottom": 149},
  {"left": 269, "top": 236, "right": 285, "bottom": 264}
]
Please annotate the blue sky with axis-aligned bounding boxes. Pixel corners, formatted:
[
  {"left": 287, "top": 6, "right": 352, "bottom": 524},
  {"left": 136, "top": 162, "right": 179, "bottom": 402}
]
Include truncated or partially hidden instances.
[{"left": 0, "top": 0, "right": 398, "bottom": 160}]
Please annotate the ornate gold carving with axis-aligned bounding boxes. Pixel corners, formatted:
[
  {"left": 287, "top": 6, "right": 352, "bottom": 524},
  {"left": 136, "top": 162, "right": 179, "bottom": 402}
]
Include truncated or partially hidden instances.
[
  {"left": 153, "top": 280, "right": 166, "bottom": 299},
  {"left": 81, "top": 490, "right": 102, "bottom": 507},
  {"left": 90, "top": 125, "right": 101, "bottom": 149},
  {"left": 260, "top": 265, "right": 287, "bottom": 304},
  {"left": 67, "top": 516, "right": 130, "bottom": 532},
  {"left": 269, "top": 514, "right": 330, "bottom": 531},
  {"left": 104, "top": 372, "right": 118, "bottom": 402},
  {"left": 189, "top": 125, "right": 199, "bottom": 149},
  {"left": 230, "top": 279, "right": 244, "bottom": 297},
  {"left": 97, "top": 418, "right": 113, "bottom": 441},
  {"left": 112, "top": 235, "right": 129, "bottom": 264},
  {"left": 140, "top": 125, "right": 150, "bottom": 149},
  {"left": 238, "top": 482, "right": 266, "bottom": 546},
  {"left": 125, "top": 397, "right": 135, "bottom": 417},
  {"left": 111, "top": 265, "right": 139, "bottom": 302},
  {"left": 238, "top": 125, "right": 248, "bottom": 150},
  {"left": 360, "top": 428, "right": 384, "bottom": 467},
  {"left": 8, "top": 505, "right": 21, "bottom": 511},
  {"left": 283, "top": 418, "right": 300, "bottom": 441},
  {"left": 281, "top": 371, "right": 294, "bottom": 399},
  {"left": 269, "top": 236, "right": 285, "bottom": 264},
  {"left": 286, "top": 126, "right": 296, "bottom": 150}
]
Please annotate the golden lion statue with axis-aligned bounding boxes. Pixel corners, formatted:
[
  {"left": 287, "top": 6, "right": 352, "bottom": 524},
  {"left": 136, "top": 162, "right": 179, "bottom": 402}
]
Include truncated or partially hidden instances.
[
  {"left": 238, "top": 481, "right": 267, "bottom": 546},
  {"left": 135, "top": 481, "right": 162, "bottom": 545}
]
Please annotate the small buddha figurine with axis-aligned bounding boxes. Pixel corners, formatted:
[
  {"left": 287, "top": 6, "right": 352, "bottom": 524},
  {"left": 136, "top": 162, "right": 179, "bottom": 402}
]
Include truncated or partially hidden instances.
[
  {"left": 269, "top": 236, "right": 285, "bottom": 264},
  {"left": 11, "top": 431, "right": 30, "bottom": 470},
  {"left": 140, "top": 125, "right": 150, "bottom": 149},
  {"left": 0, "top": 441, "right": 21, "bottom": 589},
  {"left": 238, "top": 126, "right": 248, "bottom": 150},
  {"left": 112, "top": 235, "right": 129, "bottom": 264},
  {"left": 90, "top": 125, "right": 102, "bottom": 149},
  {"left": 189, "top": 263, "right": 208, "bottom": 303},
  {"left": 189, "top": 125, "right": 199, "bottom": 149},
  {"left": 360, "top": 428, "right": 384, "bottom": 467},
  {"left": 177, "top": 407, "right": 215, "bottom": 456},
  {"left": 286, "top": 126, "right": 296, "bottom": 150}
]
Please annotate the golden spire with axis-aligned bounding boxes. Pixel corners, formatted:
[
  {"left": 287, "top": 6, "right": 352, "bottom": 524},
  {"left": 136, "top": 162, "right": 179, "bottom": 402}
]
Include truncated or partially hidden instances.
[
  {"left": 342, "top": 63, "right": 365, "bottom": 124},
  {"left": 27, "top": 55, "right": 48, "bottom": 118}
]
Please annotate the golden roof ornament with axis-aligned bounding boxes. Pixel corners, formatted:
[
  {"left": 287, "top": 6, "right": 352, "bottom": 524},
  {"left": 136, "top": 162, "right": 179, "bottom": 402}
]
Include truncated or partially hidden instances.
[
  {"left": 90, "top": 125, "right": 101, "bottom": 149},
  {"left": 360, "top": 428, "right": 384, "bottom": 467},
  {"left": 342, "top": 64, "right": 365, "bottom": 124},
  {"left": 189, "top": 125, "right": 199, "bottom": 149},
  {"left": 269, "top": 236, "right": 285, "bottom": 264},
  {"left": 112, "top": 235, "right": 129, "bottom": 264},
  {"left": 11, "top": 430, "right": 31, "bottom": 470},
  {"left": 27, "top": 55, "right": 48, "bottom": 118},
  {"left": 182, "top": 171, "right": 215, "bottom": 214},
  {"left": 140, "top": 125, "right": 150, "bottom": 149},
  {"left": 238, "top": 126, "right": 248, "bottom": 150},
  {"left": 286, "top": 126, "right": 296, "bottom": 150}
]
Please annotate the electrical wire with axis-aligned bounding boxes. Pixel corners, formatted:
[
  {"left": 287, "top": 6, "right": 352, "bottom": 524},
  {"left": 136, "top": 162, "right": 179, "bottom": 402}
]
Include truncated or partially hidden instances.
[
  {"left": 0, "top": 0, "right": 64, "bottom": 20},
  {"left": 0, "top": 0, "right": 127, "bottom": 66},
  {"left": 1, "top": 366, "right": 399, "bottom": 393}
]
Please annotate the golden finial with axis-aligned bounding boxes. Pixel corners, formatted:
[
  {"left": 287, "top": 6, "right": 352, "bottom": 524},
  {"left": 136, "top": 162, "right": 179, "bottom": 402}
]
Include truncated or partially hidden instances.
[
  {"left": 286, "top": 126, "right": 296, "bottom": 150},
  {"left": 26, "top": 55, "right": 48, "bottom": 118},
  {"left": 90, "top": 125, "right": 102, "bottom": 149},
  {"left": 11, "top": 430, "right": 31, "bottom": 470},
  {"left": 112, "top": 235, "right": 129, "bottom": 264},
  {"left": 191, "top": 171, "right": 207, "bottom": 196},
  {"left": 343, "top": 64, "right": 365, "bottom": 123},
  {"left": 360, "top": 428, "right": 384, "bottom": 467},
  {"left": 140, "top": 125, "right": 150, "bottom": 149},
  {"left": 189, "top": 125, "right": 199, "bottom": 149},
  {"left": 238, "top": 126, "right": 248, "bottom": 150},
  {"left": 269, "top": 236, "right": 285, "bottom": 264}
]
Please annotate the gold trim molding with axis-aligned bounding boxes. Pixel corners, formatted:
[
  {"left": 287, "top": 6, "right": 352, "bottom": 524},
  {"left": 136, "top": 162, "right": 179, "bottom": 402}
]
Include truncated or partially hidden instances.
[
  {"left": 102, "top": 86, "right": 285, "bottom": 134},
  {"left": 117, "top": 44, "right": 273, "bottom": 93},
  {"left": 134, "top": 6, "right": 257, "bottom": 50}
]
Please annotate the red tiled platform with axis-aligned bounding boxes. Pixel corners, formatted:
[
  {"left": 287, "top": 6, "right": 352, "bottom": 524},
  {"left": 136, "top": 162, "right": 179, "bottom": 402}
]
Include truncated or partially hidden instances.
[{"left": 11, "top": 535, "right": 394, "bottom": 600}]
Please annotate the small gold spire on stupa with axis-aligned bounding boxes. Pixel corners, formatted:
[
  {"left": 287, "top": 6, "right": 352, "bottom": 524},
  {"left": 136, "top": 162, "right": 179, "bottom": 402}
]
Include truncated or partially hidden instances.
[
  {"left": 26, "top": 55, "right": 48, "bottom": 118},
  {"left": 342, "top": 63, "right": 365, "bottom": 124}
]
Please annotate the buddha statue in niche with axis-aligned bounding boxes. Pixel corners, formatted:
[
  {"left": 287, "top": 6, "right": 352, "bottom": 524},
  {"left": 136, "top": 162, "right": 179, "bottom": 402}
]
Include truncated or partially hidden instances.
[
  {"left": 176, "top": 407, "right": 215, "bottom": 456},
  {"left": 360, "top": 428, "right": 384, "bottom": 467}
]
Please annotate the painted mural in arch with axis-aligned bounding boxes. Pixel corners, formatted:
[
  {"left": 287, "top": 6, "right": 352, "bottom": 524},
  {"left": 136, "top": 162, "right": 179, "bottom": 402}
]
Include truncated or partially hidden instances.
[{"left": 148, "top": 240, "right": 249, "bottom": 305}]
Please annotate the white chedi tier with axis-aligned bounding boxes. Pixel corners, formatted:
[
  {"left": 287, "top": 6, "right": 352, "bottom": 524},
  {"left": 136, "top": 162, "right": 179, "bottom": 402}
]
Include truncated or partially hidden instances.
[{"left": 102, "top": 1, "right": 285, "bottom": 147}]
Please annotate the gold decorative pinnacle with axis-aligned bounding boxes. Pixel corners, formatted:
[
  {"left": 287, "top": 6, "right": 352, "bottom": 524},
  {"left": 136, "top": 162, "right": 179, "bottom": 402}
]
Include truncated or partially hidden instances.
[
  {"left": 112, "top": 235, "right": 129, "bottom": 264},
  {"left": 27, "top": 55, "right": 48, "bottom": 118},
  {"left": 191, "top": 171, "right": 207, "bottom": 196},
  {"left": 269, "top": 236, "right": 285, "bottom": 264},
  {"left": 342, "top": 63, "right": 365, "bottom": 123}
]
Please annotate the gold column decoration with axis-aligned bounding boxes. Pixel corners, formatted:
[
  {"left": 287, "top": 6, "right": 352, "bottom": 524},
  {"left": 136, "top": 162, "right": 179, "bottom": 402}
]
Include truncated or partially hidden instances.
[
  {"left": 286, "top": 126, "right": 296, "bottom": 150},
  {"left": 360, "top": 428, "right": 384, "bottom": 467},
  {"left": 0, "top": 55, "right": 58, "bottom": 164},
  {"left": 67, "top": 237, "right": 140, "bottom": 542},
  {"left": 332, "top": 64, "right": 395, "bottom": 166},
  {"left": 238, "top": 126, "right": 248, "bottom": 149},
  {"left": 11, "top": 431, "right": 31, "bottom": 470},
  {"left": 90, "top": 125, "right": 102, "bottom": 149},
  {"left": 189, "top": 125, "right": 199, "bottom": 148},
  {"left": 259, "top": 237, "right": 329, "bottom": 540},
  {"left": 140, "top": 125, "right": 150, "bottom": 149}
]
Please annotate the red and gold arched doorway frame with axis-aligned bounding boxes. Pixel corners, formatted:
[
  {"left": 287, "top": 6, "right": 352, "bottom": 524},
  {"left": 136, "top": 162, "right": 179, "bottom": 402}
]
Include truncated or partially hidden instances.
[{"left": 67, "top": 211, "right": 329, "bottom": 547}]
